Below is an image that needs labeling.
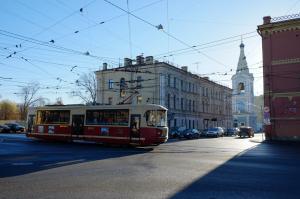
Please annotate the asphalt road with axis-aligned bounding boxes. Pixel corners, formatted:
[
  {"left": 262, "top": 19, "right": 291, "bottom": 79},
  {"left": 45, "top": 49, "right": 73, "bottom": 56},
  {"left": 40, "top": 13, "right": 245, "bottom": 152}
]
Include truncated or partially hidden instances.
[{"left": 0, "top": 133, "right": 300, "bottom": 199}]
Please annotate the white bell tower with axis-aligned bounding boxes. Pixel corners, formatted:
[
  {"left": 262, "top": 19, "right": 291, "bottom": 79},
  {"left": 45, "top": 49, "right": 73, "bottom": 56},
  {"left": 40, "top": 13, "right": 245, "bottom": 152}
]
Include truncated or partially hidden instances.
[{"left": 231, "top": 42, "right": 256, "bottom": 128}]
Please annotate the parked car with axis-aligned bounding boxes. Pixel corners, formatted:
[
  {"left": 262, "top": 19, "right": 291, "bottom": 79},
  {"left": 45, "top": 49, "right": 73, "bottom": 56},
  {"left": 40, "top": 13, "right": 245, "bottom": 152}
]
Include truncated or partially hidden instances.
[
  {"left": 0, "top": 124, "right": 10, "bottom": 133},
  {"left": 4, "top": 123, "right": 25, "bottom": 133},
  {"left": 201, "top": 129, "right": 208, "bottom": 137},
  {"left": 179, "top": 128, "right": 200, "bottom": 139},
  {"left": 169, "top": 127, "right": 180, "bottom": 138},
  {"left": 238, "top": 126, "right": 254, "bottom": 138},
  {"left": 225, "top": 128, "right": 240, "bottom": 136},
  {"left": 190, "top": 129, "right": 201, "bottom": 139},
  {"left": 206, "top": 127, "right": 224, "bottom": 137}
]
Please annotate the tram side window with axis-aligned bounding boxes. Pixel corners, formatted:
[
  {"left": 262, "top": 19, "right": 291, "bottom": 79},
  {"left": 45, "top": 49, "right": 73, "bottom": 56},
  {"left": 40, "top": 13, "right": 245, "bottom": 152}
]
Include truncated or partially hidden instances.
[
  {"left": 86, "top": 109, "right": 129, "bottom": 126},
  {"left": 37, "top": 110, "right": 70, "bottom": 124}
]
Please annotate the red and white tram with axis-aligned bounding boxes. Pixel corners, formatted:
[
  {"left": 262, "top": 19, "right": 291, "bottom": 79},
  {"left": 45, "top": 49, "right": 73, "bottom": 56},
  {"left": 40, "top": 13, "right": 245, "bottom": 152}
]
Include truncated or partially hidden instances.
[{"left": 26, "top": 104, "right": 168, "bottom": 146}]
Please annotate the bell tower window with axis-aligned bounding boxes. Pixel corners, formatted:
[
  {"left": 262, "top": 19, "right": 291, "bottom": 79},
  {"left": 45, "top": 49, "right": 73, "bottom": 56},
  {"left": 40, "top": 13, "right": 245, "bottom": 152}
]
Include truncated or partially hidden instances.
[{"left": 238, "top": 82, "right": 245, "bottom": 93}]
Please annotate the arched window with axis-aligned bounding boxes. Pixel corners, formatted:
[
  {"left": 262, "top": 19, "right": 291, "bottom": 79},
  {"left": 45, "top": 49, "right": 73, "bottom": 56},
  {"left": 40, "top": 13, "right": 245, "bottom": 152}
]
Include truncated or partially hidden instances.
[
  {"left": 238, "top": 82, "right": 245, "bottom": 93},
  {"left": 120, "top": 78, "right": 126, "bottom": 97}
]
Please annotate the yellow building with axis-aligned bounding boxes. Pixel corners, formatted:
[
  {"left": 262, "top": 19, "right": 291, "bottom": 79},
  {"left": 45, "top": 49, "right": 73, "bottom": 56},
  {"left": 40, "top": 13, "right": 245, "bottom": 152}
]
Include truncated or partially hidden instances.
[{"left": 95, "top": 56, "right": 232, "bottom": 130}]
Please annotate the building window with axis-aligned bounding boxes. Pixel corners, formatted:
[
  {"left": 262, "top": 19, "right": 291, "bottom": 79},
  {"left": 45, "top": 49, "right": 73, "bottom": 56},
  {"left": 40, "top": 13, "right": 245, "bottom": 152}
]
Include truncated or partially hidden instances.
[
  {"left": 181, "top": 98, "right": 184, "bottom": 110},
  {"left": 167, "top": 93, "right": 170, "bottom": 108},
  {"left": 238, "top": 82, "right": 245, "bottom": 93},
  {"left": 167, "top": 74, "right": 171, "bottom": 86},
  {"left": 174, "top": 119, "right": 177, "bottom": 127},
  {"left": 173, "top": 95, "right": 176, "bottom": 109},
  {"left": 181, "top": 80, "right": 183, "bottom": 91},
  {"left": 108, "top": 97, "right": 113, "bottom": 105},
  {"left": 192, "top": 101, "right": 195, "bottom": 112},
  {"left": 137, "top": 76, "right": 142, "bottom": 88},
  {"left": 120, "top": 78, "right": 127, "bottom": 98},
  {"left": 108, "top": 79, "right": 114, "bottom": 89},
  {"left": 189, "top": 82, "right": 191, "bottom": 92},
  {"left": 189, "top": 100, "right": 191, "bottom": 111},
  {"left": 174, "top": 77, "right": 177, "bottom": 88}
]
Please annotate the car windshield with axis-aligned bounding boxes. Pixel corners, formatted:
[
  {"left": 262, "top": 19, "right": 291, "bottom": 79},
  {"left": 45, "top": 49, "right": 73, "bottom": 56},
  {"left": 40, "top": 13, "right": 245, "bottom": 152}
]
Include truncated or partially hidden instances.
[
  {"left": 208, "top": 128, "right": 218, "bottom": 131},
  {"left": 240, "top": 128, "right": 250, "bottom": 132}
]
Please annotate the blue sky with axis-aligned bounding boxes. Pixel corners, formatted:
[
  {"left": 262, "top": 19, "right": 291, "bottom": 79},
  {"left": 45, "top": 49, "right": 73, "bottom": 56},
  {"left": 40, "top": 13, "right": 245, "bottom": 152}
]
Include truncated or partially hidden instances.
[{"left": 0, "top": 0, "right": 299, "bottom": 104}]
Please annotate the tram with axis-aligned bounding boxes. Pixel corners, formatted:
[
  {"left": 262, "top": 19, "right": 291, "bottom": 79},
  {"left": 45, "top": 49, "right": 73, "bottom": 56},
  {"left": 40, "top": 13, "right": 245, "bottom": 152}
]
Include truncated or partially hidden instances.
[{"left": 26, "top": 104, "right": 168, "bottom": 146}]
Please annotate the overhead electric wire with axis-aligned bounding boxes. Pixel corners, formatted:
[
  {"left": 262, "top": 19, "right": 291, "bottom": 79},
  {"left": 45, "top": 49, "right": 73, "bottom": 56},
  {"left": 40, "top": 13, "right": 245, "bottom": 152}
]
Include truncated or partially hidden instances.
[
  {"left": 32, "top": 0, "right": 97, "bottom": 38},
  {"left": 24, "top": 0, "right": 164, "bottom": 52},
  {"left": 154, "top": 31, "right": 257, "bottom": 58},
  {"left": 0, "top": 29, "right": 119, "bottom": 64},
  {"left": 158, "top": 34, "right": 258, "bottom": 59},
  {"left": 103, "top": 0, "right": 231, "bottom": 68},
  {"left": 3, "top": 0, "right": 99, "bottom": 58},
  {"left": 126, "top": 0, "right": 133, "bottom": 58}
]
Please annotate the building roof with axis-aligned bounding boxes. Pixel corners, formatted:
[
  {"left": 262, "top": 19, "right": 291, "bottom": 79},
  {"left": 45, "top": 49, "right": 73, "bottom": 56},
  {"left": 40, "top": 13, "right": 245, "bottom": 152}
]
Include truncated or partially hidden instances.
[
  {"left": 95, "top": 60, "right": 232, "bottom": 91},
  {"left": 257, "top": 14, "right": 300, "bottom": 34}
]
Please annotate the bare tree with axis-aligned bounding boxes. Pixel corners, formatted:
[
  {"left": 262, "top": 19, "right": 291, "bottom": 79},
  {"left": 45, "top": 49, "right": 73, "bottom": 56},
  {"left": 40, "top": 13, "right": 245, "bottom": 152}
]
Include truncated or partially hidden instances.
[
  {"left": 18, "top": 82, "right": 44, "bottom": 120},
  {"left": 72, "top": 72, "right": 97, "bottom": 105}
]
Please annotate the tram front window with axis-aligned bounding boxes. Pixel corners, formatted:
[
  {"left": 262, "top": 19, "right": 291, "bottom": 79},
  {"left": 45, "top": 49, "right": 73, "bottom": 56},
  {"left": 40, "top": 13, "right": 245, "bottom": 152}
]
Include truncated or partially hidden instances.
[{"left": 145, "top": 110, "right": 167, "bottom": 127}]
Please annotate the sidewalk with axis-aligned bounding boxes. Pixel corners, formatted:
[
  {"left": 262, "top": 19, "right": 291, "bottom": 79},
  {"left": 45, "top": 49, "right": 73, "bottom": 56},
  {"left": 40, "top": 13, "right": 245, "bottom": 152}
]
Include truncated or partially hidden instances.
[{"left": 249, "top": 132, "right": 266, "bottom": 143}]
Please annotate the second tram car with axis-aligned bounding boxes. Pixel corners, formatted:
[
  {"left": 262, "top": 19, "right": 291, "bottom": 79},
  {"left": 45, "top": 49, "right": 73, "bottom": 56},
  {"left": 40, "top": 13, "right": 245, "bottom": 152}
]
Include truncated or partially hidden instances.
[{"left": 26, "top": 104, "right": 168, "bottom": 146}]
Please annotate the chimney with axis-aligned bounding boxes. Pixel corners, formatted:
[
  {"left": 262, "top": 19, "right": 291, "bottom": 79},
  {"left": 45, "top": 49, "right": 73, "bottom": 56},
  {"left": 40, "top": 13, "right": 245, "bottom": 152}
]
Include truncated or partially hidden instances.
[
  {"left": 263, "top": 16, "right": 271, "bottom": 24},
  {"left": 181, "top": 66, "right": 188, "bottom": 72},
  {"left": 145, "top": 56, "right": 154, "bottom": 64},
  {"left": 124, "top": 58, "right": 132, "bottom": 67},
  {"left": 103, "top": 63, "right": 107, "bottom": 70},
  {"left": 136, "top": 55, "right": 142, "bottom": 65}
]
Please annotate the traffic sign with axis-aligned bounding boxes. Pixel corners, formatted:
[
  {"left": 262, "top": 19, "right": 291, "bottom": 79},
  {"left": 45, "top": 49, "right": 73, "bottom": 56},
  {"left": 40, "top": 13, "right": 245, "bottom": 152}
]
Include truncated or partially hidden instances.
[{"left": 264, "top": 106, "right": 270, "bottom": 113}]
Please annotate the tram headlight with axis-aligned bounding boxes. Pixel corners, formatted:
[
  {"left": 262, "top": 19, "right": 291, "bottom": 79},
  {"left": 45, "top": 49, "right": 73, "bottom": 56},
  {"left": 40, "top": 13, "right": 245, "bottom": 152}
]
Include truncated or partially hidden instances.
[{"left": 159, "top": 129, "right": 168, "bottom": 137}]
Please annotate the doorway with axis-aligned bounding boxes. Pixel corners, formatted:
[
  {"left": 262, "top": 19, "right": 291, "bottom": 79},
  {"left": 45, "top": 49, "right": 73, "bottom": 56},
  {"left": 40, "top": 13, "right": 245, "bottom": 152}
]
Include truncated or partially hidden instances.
[
  {"left": 72, "top": 115, "right": 85, "bottom": 135},
  {"left": 130, "top": 114, "right": 141, "bottom": 142}
]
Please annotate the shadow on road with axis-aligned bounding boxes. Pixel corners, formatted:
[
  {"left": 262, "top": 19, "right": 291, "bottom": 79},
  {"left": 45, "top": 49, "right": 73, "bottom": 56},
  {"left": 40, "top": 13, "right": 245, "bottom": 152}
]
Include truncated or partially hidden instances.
[
  {"left": 169, "top": 141, "right": 300, "bottom": 199},
  {"left": 0, "top": 138, "right": 153, "bottom": 178}
]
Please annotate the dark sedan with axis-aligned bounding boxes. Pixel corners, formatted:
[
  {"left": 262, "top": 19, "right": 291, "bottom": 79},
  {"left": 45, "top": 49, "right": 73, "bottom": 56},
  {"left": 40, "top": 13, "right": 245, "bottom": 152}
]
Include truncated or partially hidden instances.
[
  {"left": 0, "top": 125, "right": 10, "bottom": 133},
  {"left": 225, "top": 128, "right": 239, "bottom": 136},
  {"left": 4, "top": 123, "right": 25, "bottom": 133},
  {"left": 238, "top": 126, "right": 254, "bottom": 138},
  {"left": 180, "top": 129, "right": 200, "bottom": 139}
]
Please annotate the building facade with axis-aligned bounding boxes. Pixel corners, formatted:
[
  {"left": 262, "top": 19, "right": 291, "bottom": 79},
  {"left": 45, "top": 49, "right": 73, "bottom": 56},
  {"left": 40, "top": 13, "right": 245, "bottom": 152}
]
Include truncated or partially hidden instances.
[
  {"left": 232, "top": 42, "right": 257, "bottom": 129},
  {"left": 258, "top": 14, "right": 300, "bottom": 141},
  {"left": 95, "top": 56, "right": 233, "bottom": 130}
]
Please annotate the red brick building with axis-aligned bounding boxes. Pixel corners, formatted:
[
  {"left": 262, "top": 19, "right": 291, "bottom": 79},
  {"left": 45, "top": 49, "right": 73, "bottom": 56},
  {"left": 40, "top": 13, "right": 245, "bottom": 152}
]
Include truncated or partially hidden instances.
[{"left": 258, "top": 14, "right": 300, "bottom": 141}]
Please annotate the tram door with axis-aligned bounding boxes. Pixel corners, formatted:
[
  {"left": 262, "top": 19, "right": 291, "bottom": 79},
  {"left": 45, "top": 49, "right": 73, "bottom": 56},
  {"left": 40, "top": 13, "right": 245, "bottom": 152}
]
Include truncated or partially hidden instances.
[
  {"left": 130, "top": 114, "right": 141, "bottom": 143},
  {"left": 72, "top": 115, "right": 85, "bottom": 135}
]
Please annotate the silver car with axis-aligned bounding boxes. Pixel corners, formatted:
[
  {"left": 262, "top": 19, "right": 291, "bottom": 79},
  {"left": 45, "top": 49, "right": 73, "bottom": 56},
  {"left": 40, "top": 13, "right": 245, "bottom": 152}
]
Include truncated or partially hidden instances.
[{"left": 206, "top": 127, "right": 224, "bottom": 137}]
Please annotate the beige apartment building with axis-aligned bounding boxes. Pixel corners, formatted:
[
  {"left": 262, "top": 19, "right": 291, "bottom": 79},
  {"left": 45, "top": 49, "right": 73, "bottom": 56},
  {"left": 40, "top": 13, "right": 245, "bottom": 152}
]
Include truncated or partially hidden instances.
[{"left": 95, "top": 56, "right": 233, "bottom": 130}]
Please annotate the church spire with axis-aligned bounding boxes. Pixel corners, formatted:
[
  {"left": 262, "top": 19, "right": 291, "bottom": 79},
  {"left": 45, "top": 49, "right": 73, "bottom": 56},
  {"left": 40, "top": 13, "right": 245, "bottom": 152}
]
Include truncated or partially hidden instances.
[{"left": 236, "top": 42, "right": 249, "bottom": 73}]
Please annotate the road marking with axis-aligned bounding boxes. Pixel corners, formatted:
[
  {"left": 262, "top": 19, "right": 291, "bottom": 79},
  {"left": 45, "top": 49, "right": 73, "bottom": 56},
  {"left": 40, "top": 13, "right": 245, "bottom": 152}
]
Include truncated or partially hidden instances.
[{"left": 11, "top": 162, "right": 33, "bottom": 166}]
